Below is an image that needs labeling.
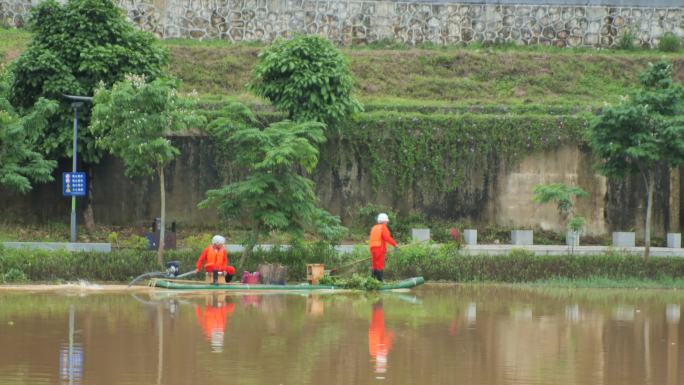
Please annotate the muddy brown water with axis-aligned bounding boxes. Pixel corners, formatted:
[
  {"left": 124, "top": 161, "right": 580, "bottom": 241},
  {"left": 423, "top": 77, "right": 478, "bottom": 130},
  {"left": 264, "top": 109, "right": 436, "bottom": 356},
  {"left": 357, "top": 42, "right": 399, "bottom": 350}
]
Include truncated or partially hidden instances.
[{"left": 1, "top": 284, "right": 683, "bottom": 385}]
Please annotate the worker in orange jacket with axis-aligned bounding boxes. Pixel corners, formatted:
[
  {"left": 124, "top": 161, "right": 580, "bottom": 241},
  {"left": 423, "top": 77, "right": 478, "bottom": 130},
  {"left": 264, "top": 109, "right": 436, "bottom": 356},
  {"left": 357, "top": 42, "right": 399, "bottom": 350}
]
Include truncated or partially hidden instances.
[
  {"left": 195, "top": 235, "right": 236, "bottom": 284},
  {"left": 369, "top": 213, "right": 397, "bottom": 282}
]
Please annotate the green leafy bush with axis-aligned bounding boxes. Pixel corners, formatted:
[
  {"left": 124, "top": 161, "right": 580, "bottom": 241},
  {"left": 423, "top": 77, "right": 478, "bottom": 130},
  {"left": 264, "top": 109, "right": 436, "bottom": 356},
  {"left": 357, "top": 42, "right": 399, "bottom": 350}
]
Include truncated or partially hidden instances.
[
  {"left": 2, "top": 243, "right": 684, "bottom": 284},
  {"left": 2, "top": 268, "right": 28, "bottom": 283},
  {"left": 107, "top": 232, "right": 119, "bottom": 248},
  {"left": 183, "top": 233, "right": 213, "bottom": 251},
  {"left": 658, "top": 33, "right": 681, "bottom": 52},
  {"left": 249, "top": 35, "right": 362, "bottom": 124},
  {"left": 125, "top": 235, "right": 150, "bottom": 251},
  {"left": 617, "top": 30, "right": 636, "bottom": 50}
]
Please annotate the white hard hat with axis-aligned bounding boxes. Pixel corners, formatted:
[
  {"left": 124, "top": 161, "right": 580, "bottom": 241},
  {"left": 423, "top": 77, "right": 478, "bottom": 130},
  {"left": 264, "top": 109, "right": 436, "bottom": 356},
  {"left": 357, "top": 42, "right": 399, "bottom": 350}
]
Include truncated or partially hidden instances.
[
  {"left": 211, "top": 235, "right": 226, "bottom": 245},
  {"left": 377, "top": 213, "right": 389, "bottom": 223}
]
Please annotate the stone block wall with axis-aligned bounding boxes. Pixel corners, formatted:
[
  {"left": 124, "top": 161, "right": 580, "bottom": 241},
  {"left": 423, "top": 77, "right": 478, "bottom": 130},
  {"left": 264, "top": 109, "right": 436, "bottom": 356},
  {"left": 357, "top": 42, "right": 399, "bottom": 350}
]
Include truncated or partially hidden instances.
[{"left": 1, "top": 0, "right": 682, "bottom": 47}]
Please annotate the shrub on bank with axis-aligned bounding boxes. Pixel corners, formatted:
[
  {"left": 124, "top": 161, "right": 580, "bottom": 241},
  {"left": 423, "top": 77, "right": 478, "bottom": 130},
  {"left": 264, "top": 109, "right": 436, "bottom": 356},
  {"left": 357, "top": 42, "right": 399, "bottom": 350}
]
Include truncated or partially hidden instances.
[
  {"left": 2, "top": 243, "right": 684, "bottom": 283},
  {"left": 385, "top": 245, "right": 684, "bottom": 282},
  {"left": 0, "top": 242, "right": 348, "bottom": 282}
]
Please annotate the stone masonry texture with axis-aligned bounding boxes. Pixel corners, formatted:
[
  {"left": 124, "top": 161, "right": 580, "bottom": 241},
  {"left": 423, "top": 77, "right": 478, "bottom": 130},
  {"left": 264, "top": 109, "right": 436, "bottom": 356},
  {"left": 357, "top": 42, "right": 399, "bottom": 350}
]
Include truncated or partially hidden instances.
[{"left": 1, "top": 0, "right": 682, "bottom": 47}]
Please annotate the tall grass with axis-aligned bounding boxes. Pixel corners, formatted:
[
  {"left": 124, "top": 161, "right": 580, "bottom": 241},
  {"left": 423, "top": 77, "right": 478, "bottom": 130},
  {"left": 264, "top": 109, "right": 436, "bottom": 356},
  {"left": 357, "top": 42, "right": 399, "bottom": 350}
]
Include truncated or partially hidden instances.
[{"left": 3, "top": 243, "right": 684, "bottom": 286}]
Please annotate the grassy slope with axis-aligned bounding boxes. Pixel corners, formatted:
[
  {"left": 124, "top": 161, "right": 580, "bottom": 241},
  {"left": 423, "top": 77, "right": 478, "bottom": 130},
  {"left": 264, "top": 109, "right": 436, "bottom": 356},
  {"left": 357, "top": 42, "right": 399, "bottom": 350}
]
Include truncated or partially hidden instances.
[
  {"left": 3, "top": 28, "right": 683, "bottom": 109},
  {"left": 167, "top": 41, "right": 684, "bottom": 108},
  {"left": 0, "top": 28, "right": 31, "bottom": 64}
]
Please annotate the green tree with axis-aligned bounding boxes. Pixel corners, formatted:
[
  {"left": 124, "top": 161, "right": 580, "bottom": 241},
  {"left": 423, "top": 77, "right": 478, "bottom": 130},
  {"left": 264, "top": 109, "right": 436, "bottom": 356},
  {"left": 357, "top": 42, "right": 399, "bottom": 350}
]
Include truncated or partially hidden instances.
[
  {"left": 0, "top": 69, "right": 59, "bottom": 192},
  {"left": 9, "top": 0, "right": 168, "bottom": 228},
  {"left": 91, "top": 76, "right": 203, "bottom": 265},
  {"left": 248, "top": 35, "right": 362, "bottom": 124},
  {"left": 532, "top": 183, "right": 588, "bottom": 243},
  {"left": 199, "top": 106, "right": 346, "bottom": 266},
  {"left": 588, "top": 61, "right": 684, "bottom": 259}
]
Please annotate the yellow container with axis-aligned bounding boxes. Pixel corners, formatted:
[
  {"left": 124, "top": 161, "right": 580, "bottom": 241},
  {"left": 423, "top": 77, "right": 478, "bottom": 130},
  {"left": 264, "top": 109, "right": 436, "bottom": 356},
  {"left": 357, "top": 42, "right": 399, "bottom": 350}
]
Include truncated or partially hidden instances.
[{"left": 306, "top": 264, "right": 325, "bottom": 285}]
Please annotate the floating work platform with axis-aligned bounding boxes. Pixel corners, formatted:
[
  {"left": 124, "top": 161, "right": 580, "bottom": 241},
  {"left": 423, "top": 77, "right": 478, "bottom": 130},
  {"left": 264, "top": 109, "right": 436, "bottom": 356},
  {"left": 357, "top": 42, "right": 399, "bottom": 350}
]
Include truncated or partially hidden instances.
[{"left": 150, "top": 277, "right": 425, "bottom": 291}]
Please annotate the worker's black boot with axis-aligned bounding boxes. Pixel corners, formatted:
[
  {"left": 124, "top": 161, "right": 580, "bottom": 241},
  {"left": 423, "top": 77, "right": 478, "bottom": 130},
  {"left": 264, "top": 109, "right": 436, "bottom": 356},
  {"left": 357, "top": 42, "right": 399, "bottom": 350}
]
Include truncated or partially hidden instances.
[
  {"left": 377, "top": 270, "right": 384, "bottom": 282},
  {"left": 212, "top": 271, "right": 219, "bottom": 285},
  {"left": 225, "top": 274, "right": 233, "bottom": 283}
]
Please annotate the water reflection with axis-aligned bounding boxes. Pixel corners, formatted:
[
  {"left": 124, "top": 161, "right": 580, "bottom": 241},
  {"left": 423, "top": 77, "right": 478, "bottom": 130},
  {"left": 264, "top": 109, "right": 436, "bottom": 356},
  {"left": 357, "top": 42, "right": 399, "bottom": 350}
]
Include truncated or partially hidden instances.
[
  {"left": 667, "top": 304, "right": 681, "bottom": 324},
  {"left": 1, "top": 287, "right": 684, "bottom": 385},
  {"left": 307, "top": 295, "right": 325, "bottom": 317},
  {"left": 59, "top": 305, "right": 82, "bottom": 385},
  {"left": 466, "top": 302, "right": 477, "bottom": 325},
  {"left": 565, "top": 304, "right": 581, "bottom": 323},
  {"left": 613, "top": 305, "right": 636, "bottom": 322},
  {"left": 195, "top": 295, "right": 235, "bottom": 353},
  {"left": 368, "top": 301, "right": 395, "bottom": 379}
]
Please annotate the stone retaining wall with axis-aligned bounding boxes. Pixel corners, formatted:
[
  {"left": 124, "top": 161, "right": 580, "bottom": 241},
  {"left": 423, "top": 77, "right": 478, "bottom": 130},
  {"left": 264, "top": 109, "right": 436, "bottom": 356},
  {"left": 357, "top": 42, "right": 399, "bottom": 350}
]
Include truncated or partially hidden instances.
[
  {"left": 1, "top": 0, "right": 682, "bottom": 47},
  {"left": 0, "top": 137, "right": 675, "bottom": 238}
]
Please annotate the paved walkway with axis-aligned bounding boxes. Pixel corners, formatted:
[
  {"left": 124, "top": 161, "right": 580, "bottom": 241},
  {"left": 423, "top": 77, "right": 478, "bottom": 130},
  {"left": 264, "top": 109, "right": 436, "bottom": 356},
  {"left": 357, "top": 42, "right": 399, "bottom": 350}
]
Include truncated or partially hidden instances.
[{"left": 226, "top": 243, "right": 684, "bottom": 257}]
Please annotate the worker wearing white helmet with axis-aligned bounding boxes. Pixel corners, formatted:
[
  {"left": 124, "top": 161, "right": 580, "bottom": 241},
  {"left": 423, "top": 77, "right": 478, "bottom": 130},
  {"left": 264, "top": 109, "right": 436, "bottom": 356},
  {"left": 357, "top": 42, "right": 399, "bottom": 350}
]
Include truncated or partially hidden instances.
[
  {"left": 195, "top": 235, "right": 235, "bottom": 285},
  {"left": 368, "top": 213, "right": 397, "bottom": 281}
]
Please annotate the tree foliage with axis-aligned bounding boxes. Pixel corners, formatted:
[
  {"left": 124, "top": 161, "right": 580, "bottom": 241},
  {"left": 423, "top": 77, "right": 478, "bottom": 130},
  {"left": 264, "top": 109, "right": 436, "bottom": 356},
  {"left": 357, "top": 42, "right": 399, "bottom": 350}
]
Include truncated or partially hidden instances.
[
  {"left": 533, "top": 183, "right": 588, "bottom": 233},
  {"left": 533, "top": 183, "right": 588, "bottom": 216},
  {"left": 590, "top": 62, "right": 684, "bottom": 176},
  {"left": 588, "top": 61, "right": 684, "bottom": 258},
  {"left": 91, "top": 75, "right": 203, "bottom": 264},
  {"left": 199, "top": 108, "right": 346, "bottom": 263},
  {"left": 249, "top": 35, "right": 362, "bottom": 124},
  {"left": 0, "top": 67, "right": 58, "bottom": 193},
  {"left": 91, "top": 76, "right": 200, "bottom": 177},
  {"left": 9, "top": 0, "right": 168, "bottom": 162}
]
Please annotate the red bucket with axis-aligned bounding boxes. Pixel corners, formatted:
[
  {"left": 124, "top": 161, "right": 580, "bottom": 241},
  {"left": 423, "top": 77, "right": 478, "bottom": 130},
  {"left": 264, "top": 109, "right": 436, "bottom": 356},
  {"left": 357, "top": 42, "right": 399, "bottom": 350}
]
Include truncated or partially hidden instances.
[{"left": 240, "top": 271, "right": 261, "bottom": 284}]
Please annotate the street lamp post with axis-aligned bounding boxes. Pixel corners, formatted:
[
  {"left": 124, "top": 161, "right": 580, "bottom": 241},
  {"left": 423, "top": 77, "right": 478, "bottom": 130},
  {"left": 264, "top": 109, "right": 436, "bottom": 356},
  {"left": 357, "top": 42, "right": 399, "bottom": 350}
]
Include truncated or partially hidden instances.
[{"left": 62, "top": 95, "right": 93, "bottom": 243}]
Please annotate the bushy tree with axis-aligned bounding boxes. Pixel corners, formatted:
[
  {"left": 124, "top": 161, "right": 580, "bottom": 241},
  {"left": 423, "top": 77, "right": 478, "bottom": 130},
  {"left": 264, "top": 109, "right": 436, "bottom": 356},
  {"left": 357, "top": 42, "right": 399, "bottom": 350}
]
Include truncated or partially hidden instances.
[
  {"left": 0, "top": 68, "right": 58, "bottom": 192},
  {"left": 9, "top": 0, "right": 168, "bottom": 228},
  {"left": 588, "top": 61, "right": 684, "bottom": 259},
  {"left": 199, "top": 105, "right": 346, "bottom": 266},
  {"left": 91, "top": 76, "right": 203, "bottom": 265},
  {"left": 248, "top": 35, "right": 362, "bottom": 124},
  {"left": 533, "top": 183, "right": 588, "bottom": 240}
]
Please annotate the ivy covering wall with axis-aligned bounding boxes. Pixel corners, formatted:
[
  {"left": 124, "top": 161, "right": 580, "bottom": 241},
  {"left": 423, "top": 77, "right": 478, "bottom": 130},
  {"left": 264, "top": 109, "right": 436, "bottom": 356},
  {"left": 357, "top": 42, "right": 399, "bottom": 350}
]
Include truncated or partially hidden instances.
[{"left": 334, "top": 111, "right": 591, "bottom": 195}]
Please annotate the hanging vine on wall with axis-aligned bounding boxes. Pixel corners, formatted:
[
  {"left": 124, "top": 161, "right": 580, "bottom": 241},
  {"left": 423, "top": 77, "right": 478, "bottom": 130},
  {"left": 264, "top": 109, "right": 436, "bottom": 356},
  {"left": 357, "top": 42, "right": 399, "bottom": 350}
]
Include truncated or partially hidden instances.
[
  {"left": 333, "top": 111, "right": 591, "bottom": 194},
  {"left": 197, "top": 99, "right": 593, "bottom": 199}
]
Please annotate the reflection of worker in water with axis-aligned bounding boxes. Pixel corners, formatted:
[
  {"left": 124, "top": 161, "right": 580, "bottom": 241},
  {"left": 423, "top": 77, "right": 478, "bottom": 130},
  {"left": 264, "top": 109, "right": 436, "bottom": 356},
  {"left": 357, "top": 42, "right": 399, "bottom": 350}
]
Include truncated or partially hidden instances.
[
  {"left": 368, "top": 301, "right": 395, "bottom": 377},
  {"left": 195, "top": 296, "right": 235, "bottom": 353}
]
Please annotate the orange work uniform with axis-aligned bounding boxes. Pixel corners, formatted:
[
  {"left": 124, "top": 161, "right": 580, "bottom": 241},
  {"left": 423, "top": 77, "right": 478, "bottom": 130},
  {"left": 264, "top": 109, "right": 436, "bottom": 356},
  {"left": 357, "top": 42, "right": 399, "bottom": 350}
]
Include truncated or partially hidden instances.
[
  {"left": 196, "top": 245, "right": 236, "bottom": 276},
  {"left": 369, "top": 224, "right": 397, "bottom": 270}
]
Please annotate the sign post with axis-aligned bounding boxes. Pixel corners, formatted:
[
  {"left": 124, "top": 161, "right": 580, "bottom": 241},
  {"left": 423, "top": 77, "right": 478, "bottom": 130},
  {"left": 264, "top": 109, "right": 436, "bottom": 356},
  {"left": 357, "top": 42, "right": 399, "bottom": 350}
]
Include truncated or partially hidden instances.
[{"left": 62, "top": 95, "right": 92, "bottom": 243}]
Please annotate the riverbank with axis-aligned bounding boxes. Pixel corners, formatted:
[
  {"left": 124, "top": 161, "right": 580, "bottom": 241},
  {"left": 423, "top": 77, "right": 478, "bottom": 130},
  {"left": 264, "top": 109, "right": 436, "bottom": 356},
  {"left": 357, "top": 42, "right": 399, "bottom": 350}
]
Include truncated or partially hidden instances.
[
  {"left": 3, "top": 243, "right": 684, "bottom": 288},
  {"left": 3, "top": 279, "right": 684, "bottom": 293}
]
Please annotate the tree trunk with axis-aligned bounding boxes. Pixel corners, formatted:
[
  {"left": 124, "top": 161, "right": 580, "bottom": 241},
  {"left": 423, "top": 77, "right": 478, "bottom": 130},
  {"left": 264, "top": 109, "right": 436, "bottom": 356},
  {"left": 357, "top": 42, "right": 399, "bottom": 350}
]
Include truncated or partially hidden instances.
[
  {"left": 83, "top": 165, "right": 96, "bottom": 234},
  {"left": 157, "top": 166, "right": 166, "bottom": 267},
  {"left": 239, "top": 227, "right": 259, "bottom": 268},
  {"left": 644, "top": 172, "right": 655, "bottom": 261},
  {"left": 669, "top": 166, "right": 680, "bottom": 232}
]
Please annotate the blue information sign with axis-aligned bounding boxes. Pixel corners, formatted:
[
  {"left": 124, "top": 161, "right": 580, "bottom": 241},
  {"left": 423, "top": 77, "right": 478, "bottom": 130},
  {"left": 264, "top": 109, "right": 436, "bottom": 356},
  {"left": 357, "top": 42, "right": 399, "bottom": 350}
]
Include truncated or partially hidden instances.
[{"left": 63, "top": 172, "right": 86, "bottom": 197}]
